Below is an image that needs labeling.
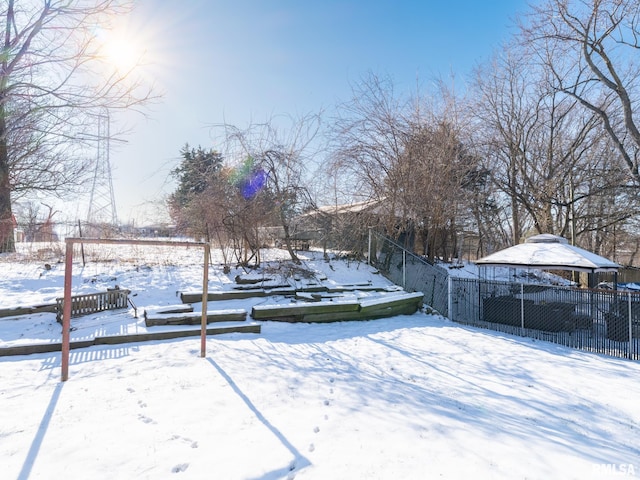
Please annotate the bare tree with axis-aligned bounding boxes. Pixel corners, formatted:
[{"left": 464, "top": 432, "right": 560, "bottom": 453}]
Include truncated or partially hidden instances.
[
  {"left": 399, "top": 117, "right": 479, "bottom": 261},
  {"left": 15, "top": 201, "right": 59, "bottom": 242},
  {"left": 219, "top": 161, "right": 276, "bottom": 267},
  {"left": 471, "top": 48, "right": 537, "bottom": 246},
  {"left": 0, "top": 0, "right": 155, "bottom": 252},
  {"left": 330, "top": 73, "right": 484, "bottom": 261},
  {"left": 469, "top": 41, "right": 632, "bottom": 257},
  {"left": 217, "top": 113, "right": 322, "bottom": 265},
  {"left": 523, "top": 0, "right": 640, "bottom": 185},
  {"left": 329, "top": 73, "right": 412, "bottom": 237}
]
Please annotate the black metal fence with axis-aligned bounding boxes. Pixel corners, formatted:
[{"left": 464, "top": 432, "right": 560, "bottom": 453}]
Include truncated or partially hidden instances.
[
  {"left": 368, "top": 229, "right": 449, "bottom": 316},
  {"left": 367, "top": 230, "right": 639, "bottom": 361},
  {"left": 451, "top": 277, "right": 640, "bottom": 360}
]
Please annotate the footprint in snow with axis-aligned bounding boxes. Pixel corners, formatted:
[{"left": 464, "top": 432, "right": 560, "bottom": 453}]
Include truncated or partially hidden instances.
[
  {"left": 170, "top": 434, "right": 199, "bottom": 449},
  {"left": 137, "top": 414, "right": 155, "bottom": 424},
  {"left": 172, "top": 463, "right": 189, "bottom": 473}
]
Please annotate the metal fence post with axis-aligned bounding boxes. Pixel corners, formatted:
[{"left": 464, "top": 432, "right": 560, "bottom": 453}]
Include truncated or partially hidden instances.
[
  {"left": 448, "top": 276, "right": 453, "bottom": 321},
  {"left": 402, "top": 250, "right": 406, "bottom": 289},
  {"left": 629, "top": 292, "right": 633, "bottom": 356},
  {"left": 201, "top": 242, "right": 210, "bottom": 358},
  {"left": 520, "top": 283, "right": 525, "bottom": 333},
  {"left": 61, "top": 240, "right": 74, "bottom": 382}
]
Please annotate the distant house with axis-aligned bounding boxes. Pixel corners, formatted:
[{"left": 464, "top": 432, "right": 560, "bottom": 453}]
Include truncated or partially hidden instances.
[
  {"left": 12, "top": 214, "right": 24, "bottom": 243},
  {"left": 19, "top": 216, "right": 58, "bottom": 243},
  {"left": 32, "top": 217, "right": 59, "bottom": 242},
  {"left": 256, "top": 198, "right": 420, "bottom": 255},
  {"left": 119, "top": 223, "right": 178, "bottom": 238},
  {"left": 288, "top": 199, "right": 392, "bottom": 253}
]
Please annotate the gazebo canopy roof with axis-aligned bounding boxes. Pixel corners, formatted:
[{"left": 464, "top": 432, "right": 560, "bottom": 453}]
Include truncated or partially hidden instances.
[{"left": 475, "top": 234, "right": 620, "bottom": 273}]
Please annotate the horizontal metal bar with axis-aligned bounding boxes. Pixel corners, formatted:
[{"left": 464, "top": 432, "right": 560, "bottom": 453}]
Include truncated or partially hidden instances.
[{"left": 65, "top": 237, "right": 207, "bottom": 248}]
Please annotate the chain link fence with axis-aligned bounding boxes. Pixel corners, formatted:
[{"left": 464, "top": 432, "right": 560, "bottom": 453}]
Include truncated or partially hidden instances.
[
  {"left": 450, "top": 277, "right": 640, "bottom": 360},
  {"left": 368, "top": 229, "right": 449, "bottom": 316}
]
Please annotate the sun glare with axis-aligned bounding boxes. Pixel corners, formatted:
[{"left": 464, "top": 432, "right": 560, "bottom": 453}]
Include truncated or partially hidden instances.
[
  {"left": 91, "top": 7, "right": 175, "bottom": 91},
  {"left": 100, "top": 28, "right": 144, "bottom": 73},
  {"left": 103, "top": 33, "right": 141, "bottom": 72}
]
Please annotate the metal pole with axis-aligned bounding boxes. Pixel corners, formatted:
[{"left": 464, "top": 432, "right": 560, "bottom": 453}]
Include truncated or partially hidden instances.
[
  {"left": 77, "top": 220, "right": 86, "bottom": 267},
  {"left": 368, "top": 227, "right": 372, "bottom": 266},
  {"left": 629, "top": 293, "right": 633, "bottom": 356},
  {"left": 520, "top": 283, "right": 525, "bottom": 333},
  {"left": 447, "top": 276, "right": 453, "bottom": 321},
  {"left": 402, "top": 250, "right": 406, "bottom": 290},
  {"left": 201, "top": 243, "right": 210, "bottom": 358},
  {"left": 61, "top": 241, "right": 74, "bottom": 382}
]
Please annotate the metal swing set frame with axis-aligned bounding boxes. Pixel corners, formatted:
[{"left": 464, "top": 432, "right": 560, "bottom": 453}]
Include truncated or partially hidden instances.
[{"left": 60, "top": 237, "right": 210, "bottom": 381}]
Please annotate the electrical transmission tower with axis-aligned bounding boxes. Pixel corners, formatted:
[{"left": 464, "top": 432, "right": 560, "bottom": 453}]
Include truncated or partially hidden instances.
[{"left": 86, "top": 111, "right": 118, "bottom": 231}]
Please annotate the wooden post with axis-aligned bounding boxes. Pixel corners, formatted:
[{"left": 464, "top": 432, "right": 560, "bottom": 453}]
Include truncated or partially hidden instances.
[
  {"left": 61, "top": 241, "right": 74, "bottom": 382},
  {"left": 201, "top": 243, "right": 210, "bottom": 357}
]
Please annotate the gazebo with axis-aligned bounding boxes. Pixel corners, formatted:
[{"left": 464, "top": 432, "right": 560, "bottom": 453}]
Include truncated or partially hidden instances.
[{"left": 475, "top": 234, "right": 619, "bottom": 285}]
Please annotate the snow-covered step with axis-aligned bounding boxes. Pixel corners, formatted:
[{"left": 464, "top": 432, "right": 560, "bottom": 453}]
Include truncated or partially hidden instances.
[{"left": 144, "top": 308, "right": 247, "bottom": 327}]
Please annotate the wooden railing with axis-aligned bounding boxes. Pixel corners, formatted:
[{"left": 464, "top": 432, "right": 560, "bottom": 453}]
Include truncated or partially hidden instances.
[{"left": 56, "top": 289, "right": 130, "bottom": 322}]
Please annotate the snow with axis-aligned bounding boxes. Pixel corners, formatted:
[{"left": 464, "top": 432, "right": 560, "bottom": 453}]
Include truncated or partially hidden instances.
[
  {"left": 1, "top": 245, "right": 639, "bottom": 479},
  {"left": 358, "top": 291, "right": 424, "bottom": 309},
  {"left": 475, "top": 234, "right": 619, "bottom": 273}
]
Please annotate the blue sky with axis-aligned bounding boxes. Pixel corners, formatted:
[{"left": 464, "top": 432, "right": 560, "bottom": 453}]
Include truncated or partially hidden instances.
[{"left": 108, "top": 0, "right": 530, "bottom": 224}]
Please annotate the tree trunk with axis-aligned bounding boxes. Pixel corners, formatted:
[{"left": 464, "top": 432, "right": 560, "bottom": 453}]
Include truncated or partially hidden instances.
[
  {"left": 280, "top": 208, "right": 300, "bottom": 265},
  {"left": 508, "top": 146, "right": 521, "bottom": 246},
  {"left": 0, "top": 108, "right": 15, "bottom": 253}
]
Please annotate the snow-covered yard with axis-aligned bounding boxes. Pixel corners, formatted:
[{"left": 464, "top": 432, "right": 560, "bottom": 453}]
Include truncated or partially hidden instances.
[{"left": 1, "top": 246, "right": 639, "bottom": 479}]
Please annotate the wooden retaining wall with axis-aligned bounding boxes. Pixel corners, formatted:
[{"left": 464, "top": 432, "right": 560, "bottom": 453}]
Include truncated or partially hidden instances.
[
  {"left": 251, "top": 292, "right": 424, "bottom": 323},
  {"left": 0, "top": 303, "right": 57, "bottom": 319},
  {"left": 144, "top": 309, "right": 248, "bottom": 327},
  {"left": 0, "top": 323, "right": 261, "bottom": 357},
  {"left": 179, "top": 284, "right": 401, "bottom": 304}
]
